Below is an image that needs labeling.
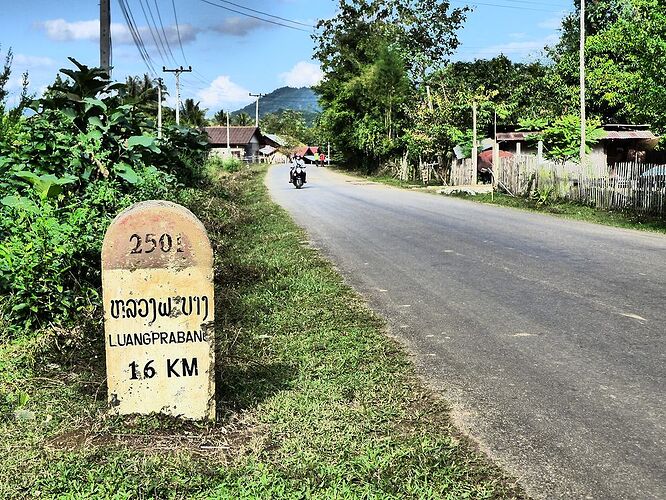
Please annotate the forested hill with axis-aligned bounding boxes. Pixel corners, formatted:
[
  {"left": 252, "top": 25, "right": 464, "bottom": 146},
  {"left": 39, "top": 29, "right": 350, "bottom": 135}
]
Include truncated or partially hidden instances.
[{"left": 233, "top": 86, "right": 320, "bottom": 118}]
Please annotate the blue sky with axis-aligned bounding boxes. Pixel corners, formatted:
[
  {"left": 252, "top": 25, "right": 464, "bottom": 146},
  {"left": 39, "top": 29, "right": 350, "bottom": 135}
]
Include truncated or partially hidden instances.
[{"left": 1, "top": 0, "right": 572, "bottom": 115}]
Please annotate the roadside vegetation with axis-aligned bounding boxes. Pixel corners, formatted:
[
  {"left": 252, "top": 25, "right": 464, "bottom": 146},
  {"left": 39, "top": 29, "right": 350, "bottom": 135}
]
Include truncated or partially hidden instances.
[
  {"left": 314, "top": 0, "right": 666, "bottom": 171},
  {"left": 339, "top": 166, "right": 666, "bottom": 234},
  {"left": 454, "top": 192, "right": 666, "bottom": 234},
  {"left": 0, "top": 165, "right": 526, "bottom": 497},
  {"left": 0, "top": 46, "right": 525, "bottom": 498}
]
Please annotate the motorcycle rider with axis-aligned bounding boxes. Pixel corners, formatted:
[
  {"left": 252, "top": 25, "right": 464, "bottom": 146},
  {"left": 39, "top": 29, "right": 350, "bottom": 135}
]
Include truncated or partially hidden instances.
[{"left": 289, "top": 154, "right": 307, "bottom": 184}]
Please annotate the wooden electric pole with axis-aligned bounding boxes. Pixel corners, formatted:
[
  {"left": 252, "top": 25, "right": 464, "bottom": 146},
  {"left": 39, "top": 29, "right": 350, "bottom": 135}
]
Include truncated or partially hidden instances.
[
  {"left": 249, "top": 92, "right": 266, "bottom": 127},
  {"left": 163, "top": 66, "right": 192, "bottom": 125},
  {"left": 580, "top": 0, "right": 586, "bottom": 166},
  {"left": 100, "top": 0, "right": 111, "bottom": 76}
]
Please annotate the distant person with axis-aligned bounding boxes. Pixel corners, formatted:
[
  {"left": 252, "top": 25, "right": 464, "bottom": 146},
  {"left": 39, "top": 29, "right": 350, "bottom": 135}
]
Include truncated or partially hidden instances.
[{"left": 289, "top": 155, "right": 306, "bottom": 184}]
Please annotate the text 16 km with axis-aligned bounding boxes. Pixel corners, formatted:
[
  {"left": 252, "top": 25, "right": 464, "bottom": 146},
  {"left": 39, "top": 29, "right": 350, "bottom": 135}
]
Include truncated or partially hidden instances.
[
  {"left": 130, "top": 233, "right": 184, "bottom": 254},
  {"left": 129, "top": 358, "right": 199, "bottom": 379}
]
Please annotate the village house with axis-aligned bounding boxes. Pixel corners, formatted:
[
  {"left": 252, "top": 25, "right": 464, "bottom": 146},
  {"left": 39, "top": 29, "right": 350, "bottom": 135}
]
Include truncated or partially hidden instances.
[
  {"left": 293, "top": 145, "right": 322, "bottom": 164},
  {"left": 495, "top": 124, "right": 662, "bottom": 165},
  {"left": 203, "top": 126, "right": 274, "bottom": 160}
]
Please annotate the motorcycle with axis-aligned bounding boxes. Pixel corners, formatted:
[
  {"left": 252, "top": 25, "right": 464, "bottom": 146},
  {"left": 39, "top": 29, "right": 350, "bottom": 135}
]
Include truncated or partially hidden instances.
[{"left": 290, "top": 159, "right": 306, "bottom": 189}]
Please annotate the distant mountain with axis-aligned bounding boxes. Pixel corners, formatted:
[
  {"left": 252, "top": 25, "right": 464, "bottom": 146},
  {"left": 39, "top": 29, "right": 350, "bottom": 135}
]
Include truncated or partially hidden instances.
[{"left": 233, "top": 86, "right": 321, "bottom": 119}]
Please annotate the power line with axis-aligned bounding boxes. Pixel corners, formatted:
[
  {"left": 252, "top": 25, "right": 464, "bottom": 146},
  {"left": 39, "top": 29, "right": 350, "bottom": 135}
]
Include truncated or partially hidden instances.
[
  {"left": 171, "top": 0, "right": 190, "bottom": 65},
  {"left": 199, "top": 0, "right": 312, "bottom": 32},
  {"left": 210, "top": 0, "right": 314, "bottom": 28},
  {"left": 138, "top": 0, "right": 168, "bottom": 63},
  {"left": 123, "top": 0, "right": 158, "bottom": 73},
  {"left": 117, "top": 0, "right": 157, "bottom": 76},
  {"left": 453, "top": 0, "right": 563, "bottom": 13},
  {"left": 153, "top": 0, "right": 179, "bottom": 66}
]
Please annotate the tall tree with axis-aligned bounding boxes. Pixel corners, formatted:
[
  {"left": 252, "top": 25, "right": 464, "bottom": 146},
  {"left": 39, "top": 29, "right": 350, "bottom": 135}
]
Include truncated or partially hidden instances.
[
  {"left": 232, "top": 112, "right": 252, "bottom": 126},
  {"left": 180, "top": 98, "right": 207, "bottom": 127},
  {"left": 212, "top": 109, "right": 227, "bottom": 125},
  {"left": 313, "top": 0, "right": 468, "bottom": 169},
  {"left": 584, "top": 0, "right": 666, "bottom": 131}
]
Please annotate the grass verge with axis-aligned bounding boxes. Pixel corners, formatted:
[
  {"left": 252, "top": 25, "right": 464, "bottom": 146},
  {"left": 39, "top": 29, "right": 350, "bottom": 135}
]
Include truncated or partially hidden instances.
[
  {"left": 333, "top": 166, "right": 666, "bottom": 234},
  {"left": 449, "top": 191, "right": 666, "bottom": 234},
  {"left": 0, "top": 165, "right": 524, "bottom": 498}
]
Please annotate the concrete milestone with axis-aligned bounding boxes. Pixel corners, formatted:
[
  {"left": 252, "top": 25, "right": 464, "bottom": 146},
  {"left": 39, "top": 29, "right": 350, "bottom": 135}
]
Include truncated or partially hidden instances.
[{"left": 102, "top": 200, "right": 215, "bottom": 420}]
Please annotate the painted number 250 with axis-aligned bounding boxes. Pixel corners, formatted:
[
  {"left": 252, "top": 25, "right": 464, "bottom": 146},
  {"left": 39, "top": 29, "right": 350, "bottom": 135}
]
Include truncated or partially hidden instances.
[{"left": 130, "top": 233, "right": 184, "bottom": 254}]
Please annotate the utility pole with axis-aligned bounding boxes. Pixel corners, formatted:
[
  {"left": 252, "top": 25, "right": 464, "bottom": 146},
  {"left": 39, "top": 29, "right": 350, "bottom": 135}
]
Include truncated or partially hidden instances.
[
  {"left": 426, "top": 85, "right": 434, "bottom": 112},
  {"left": 226, "top": 111, "right": 231, "bottom": 156},
  {"left": 249, "top": 92, "right": 266, "bottom": 127},
  {"left": 472, "top": 101, "right": 478, "bottom": 185},
  {"left": 157, "top": 78, "right": 163, "bottom": 139},
  {"left": 580, "top": 0, "right": 586, "bottom": 166},
  {"left": 163, "top": 66, "right": 192, "bottom": 125},
  {"left": 100, "top": 0, "right": 111, "bottom": 76}
]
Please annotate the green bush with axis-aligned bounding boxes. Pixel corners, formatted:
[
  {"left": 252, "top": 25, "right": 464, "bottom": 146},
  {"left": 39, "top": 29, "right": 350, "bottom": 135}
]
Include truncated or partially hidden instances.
[
  {"left": 0, "top": 58, "right": 205, "bottom": 334},
  {"left": 210, "top": 155, "right": 245, "bottom": 173}
]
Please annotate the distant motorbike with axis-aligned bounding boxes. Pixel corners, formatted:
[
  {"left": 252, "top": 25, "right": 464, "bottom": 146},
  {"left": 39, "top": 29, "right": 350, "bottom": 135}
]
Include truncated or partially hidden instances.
[{"left": 290, "top": 159, "right": 307, "bottom": 189}]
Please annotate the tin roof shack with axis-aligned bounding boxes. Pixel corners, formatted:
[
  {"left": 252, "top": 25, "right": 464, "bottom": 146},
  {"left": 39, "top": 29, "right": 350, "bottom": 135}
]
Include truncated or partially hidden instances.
[
  {"left": 495, "top": 130, "right": 540, "bottom": 156},
  {"left": 495, "top": 124, "right": 661, "bottom": 165},
  {"left": 203, "top": 126, "right": 265, "bottom": 159},
  {"left": 601, "top": 124, "right": 661, "bottom": 164}
]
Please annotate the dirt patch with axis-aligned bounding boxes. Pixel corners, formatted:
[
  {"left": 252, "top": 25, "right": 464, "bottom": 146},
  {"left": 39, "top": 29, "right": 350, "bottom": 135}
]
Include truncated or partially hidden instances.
[{"left": 46, "top": 413, "right": 262, "bottom": 461}]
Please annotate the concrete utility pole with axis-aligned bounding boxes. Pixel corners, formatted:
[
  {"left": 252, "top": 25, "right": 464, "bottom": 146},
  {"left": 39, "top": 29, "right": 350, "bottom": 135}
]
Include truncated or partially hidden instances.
[
  {"left": 472, "top": 101, "right": 478, "bottom": 185},
  {"left": 157, "top": 78, "right": 163, "bottom": 139},
  {"left": 580, "top": 0, "right": 586, "bottom": 166},
  {"left": 163, "top": 66, "right": 192, "bottom": 125},
  {"left": 100, "top": 0, "right": 111, "bottom": 76},
  {"left": 249, "top": 92, "right": 266, "bottom": 127},
  {"left": 226, "top": 111, "right": 231, "bottom": 156}
]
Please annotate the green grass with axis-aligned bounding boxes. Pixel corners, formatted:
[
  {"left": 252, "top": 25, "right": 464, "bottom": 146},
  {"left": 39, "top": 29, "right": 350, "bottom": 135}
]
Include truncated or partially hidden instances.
[
  {"left": 0, "top": 165, "right": 524, "bottom": 499},
  {"left": 451, "top": 192, "right": 666, "bottom": 234},
  {"left": 333, "top": 166, "right": 666, "bottom": 234}
]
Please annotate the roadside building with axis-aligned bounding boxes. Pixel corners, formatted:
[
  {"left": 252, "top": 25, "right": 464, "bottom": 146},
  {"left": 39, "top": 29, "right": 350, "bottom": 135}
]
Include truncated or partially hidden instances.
[
  {"left": 495, "top": 124, "right": 661, "bottom": 165},
  {"left": 203, "top": 126, "right": 265, "bottom": 159},
  {"left": 293, "top": 145, "right": 321, "bottom": 164}
]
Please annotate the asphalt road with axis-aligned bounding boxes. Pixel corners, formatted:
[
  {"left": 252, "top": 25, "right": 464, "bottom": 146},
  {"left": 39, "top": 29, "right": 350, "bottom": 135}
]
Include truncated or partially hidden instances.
[{"left": 267, "top": 165, "right": 666, "bottom": 499}]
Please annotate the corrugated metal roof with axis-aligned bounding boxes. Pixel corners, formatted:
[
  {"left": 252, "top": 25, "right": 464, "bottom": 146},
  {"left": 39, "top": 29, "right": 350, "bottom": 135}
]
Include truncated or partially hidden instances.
[
  {"left": 203, "top": 126, "right": 259, "bottom": 145},
  {"left": 496, "top": 131, "right": 534, "bottom": 141},
  {"left": 602, "top": 130, "right": 657, "bottom": 140},
  {"left": 497, "top": 130, "right": 659, "bottom": 141},
  {"left": 264, "top": 133, "right": 287, "bottom": 147}
]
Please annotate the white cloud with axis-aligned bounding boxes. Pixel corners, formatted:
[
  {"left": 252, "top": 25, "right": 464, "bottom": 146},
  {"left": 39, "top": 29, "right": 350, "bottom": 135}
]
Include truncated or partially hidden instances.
[
  {"left": 210, "top": 17, "right": 265, "bottom": 36},
  {"left": 197, "top": 75, "right": 251, "bottom": 110},
  {"left": 280, "top": 61, "right": 322, "bottom": 87},
  {"left": 13, "top": 54, "right": 55, "bottom": 68},
  {"left": 38, "top": 19, "right": 199, "bottom": 46}
]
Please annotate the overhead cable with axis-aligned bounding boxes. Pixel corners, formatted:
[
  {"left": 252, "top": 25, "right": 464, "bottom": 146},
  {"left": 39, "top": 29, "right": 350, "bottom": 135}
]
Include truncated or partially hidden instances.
[{"left": 199, "top": 0, "right": 312, "bottom": 32}]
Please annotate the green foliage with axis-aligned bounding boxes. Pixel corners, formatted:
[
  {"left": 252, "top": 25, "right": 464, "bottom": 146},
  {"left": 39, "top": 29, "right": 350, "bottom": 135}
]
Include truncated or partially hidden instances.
[
  {"left": 0, "top": 58, "right": 208, "bottom": 332},
  {"left": 520, "top": 115, "right": 605, "bottom": 162},
  {"left": 261, "top": 109, "right": 321, "bottom": 148},
  {"left": 179, "top": 98, "right": 207, "bottom": 127},
  {"left": 314, "top": 0, "right": 468, "bottom": 170},
  {"left": 208, "top": 155, "right": 244, "bottom": 173},
  {"left": 232, "top": 112, "right": 252, "bottom": 126}
]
